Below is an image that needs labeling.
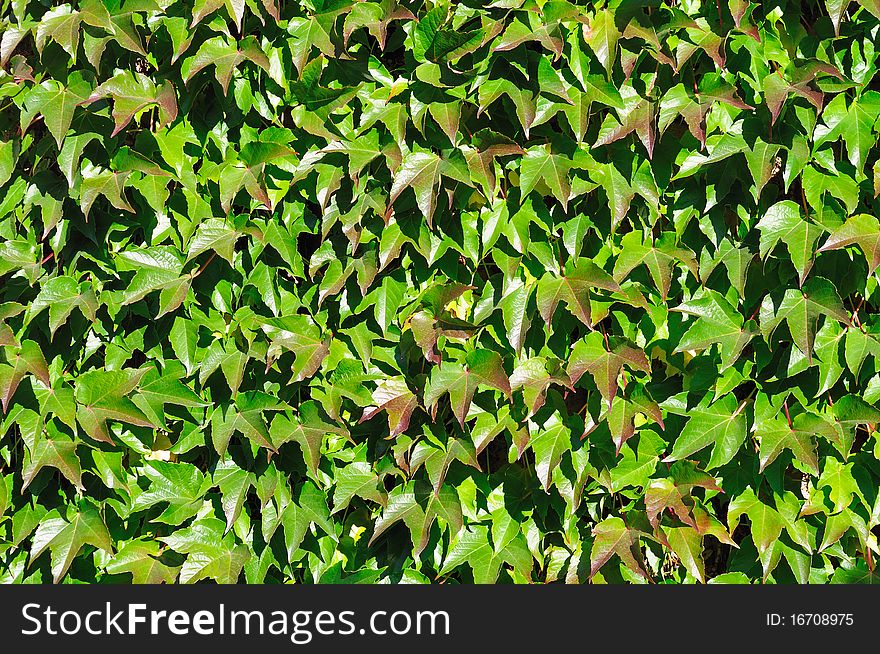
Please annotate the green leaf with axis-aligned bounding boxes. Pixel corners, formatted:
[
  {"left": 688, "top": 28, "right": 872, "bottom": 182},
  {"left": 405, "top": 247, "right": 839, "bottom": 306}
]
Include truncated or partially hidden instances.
[
  {"left": 413, "top": 7, "right": 482, "bottom": 63},
  {"left": 589, "top": 516, "right": 651, "bottom": 581},
  {"left": 584, "top": 9, "right": 619, "bottom": 76},
  {"left": 818, "top": 458, "right": 864, "bottom": 513},
  {"left": 744, "top": 139, "right": 782, "bottom": 201},
  {"left": 369, "top": 481, "right": 462, "bottom": 557},
  {"left": 211, "top": 391, "right": 288, "bottom": 455},
  {"left": 440, "top": 524, "right": 532, "bottom": 583},
  {"left": 271, "top": 400, "right": 348, "bottom": 478},
  {"left": 613, "top": 231, "right": 698, "bottom": 300},
  {"left": 85, "top": 72, "right": 177, "bottom": 136},
  {"left": 75, "top": 369, "right": 154, "bottom": 444},
  {"left": 31, "top": 502, "right": 113, "bottom": 583},
  {"left": 131, "top": 461, "right": 208, "bottom": 525},
  {"left": 22, "top": 428, "right": 83, "bottom": 492},
  {"left": 510, "top": 357, "right": 571, "bottom": 417},
  {"left": 673, "top": 290, "right": 754, "bottom": 371},
  {"left": 21, "top": 73, "right": 92, "bottom": 148},
  {"left": 105, "top": 539, "right": 181, "bottom": 584},
  {"left": 530, "top": 411, "right": 574, "bottom": 491},
  {"left": 281, "top": 481, "right": 337, "bottom": 557},
  {"left": 0, "top": 340, "right": 50, "bottom": 413},
  {"left": 818, "top": 213, "right": 880, "bottom": 274},
  {"left": 537, "top": 258, "right": 620, "bottom": 327},
  {"left": 519, "top": 145, "right": 572, "bottom": 211},
  {"left": 332, "top": 461, "right": 386, "bottom": 514},
  {"left": 183, "top": 36, "right": 270, "bottom": 95},
  {"left": 389, "top": 151, "right": 444, "bottom": 227},
  {"left": 727, "top": 488, "right": 784, "bottom": 557},
  {"left": 29, "top": 276, "right": 97, "bottom": 337},
  {"left": 663, "top": 393, "right": 748, "bottom": 468},
  {"left": 756, "top": 414, "right": 822, "bottom": 475},
  {"left": 35, "top": 5, "right": 82, "bottom": 60},
  {"left": 262, "top": 316, "right": 331, "bottom": 382},
  {"left": 568, "top": 332, "right": 649, "bottom": 406},
  {"left": 159, "top": 517, "right": 250, "bottom": 583},
  {"left": 424, "top": 349, "right": 511, "bottom": 427},
  {"left": 756, "top": 200, "right": 822, "bottom": 286},
  {"left": 760, "top": 277, "right": 850, "bottom": 364}
]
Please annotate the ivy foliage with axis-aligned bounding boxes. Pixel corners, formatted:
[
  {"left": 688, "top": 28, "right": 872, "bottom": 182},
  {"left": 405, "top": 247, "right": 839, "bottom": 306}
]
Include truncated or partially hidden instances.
[{"left": 2, "top": 0, "right": 880, "bottom": 584}]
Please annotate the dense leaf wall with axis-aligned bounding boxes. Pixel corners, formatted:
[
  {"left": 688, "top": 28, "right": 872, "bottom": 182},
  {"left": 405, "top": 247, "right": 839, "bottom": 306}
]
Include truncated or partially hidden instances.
[{"left": 1, "top": 0, "right": 880, "bottom": 584}]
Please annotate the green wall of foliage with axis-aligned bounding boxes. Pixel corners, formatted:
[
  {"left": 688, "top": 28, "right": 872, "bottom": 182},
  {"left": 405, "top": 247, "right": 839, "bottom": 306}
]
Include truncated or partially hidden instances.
[{"left": 1, "top": 0, "right": 880, "bottom": 584}]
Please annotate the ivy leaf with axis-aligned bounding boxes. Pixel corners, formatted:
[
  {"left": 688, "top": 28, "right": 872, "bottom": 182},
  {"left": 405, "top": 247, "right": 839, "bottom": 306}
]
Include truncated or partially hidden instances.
[
  {"left": 159, "top": 517, "right": 250, "bottom": 583},
  {"left": 462, "top": 129, "right": 522, "bottom": 195},
  {"left": 271, "top": 400, "right": 349, "bottom": 478},
  {"left": 584, "top": 9, "right": 619, "bottom": 76},
  {"left": 760, "top": 277, "right": 850, "bottom": 364},
  {"left": 440, "top": 524, "right": 532, "bottom": 583},
  {"left": 537, "top": 258, "right": 620, "bottom": 327},
  {"left": 510, "top": 357, "right": 572, "bottom": 417},
  {"left": 744, "top": 139, "right": 782, "bottom": 201},
  {"left": 80, "top": 163, "right": 134, "bottom": 220},
  {"left": 412, "top": 6, "right": 483, "bottom": 64},
  {"left": 388, "top": 151, "right": 444, "bottom": 227},
  {"left": 424, "top": 349, "right": 511, "bottom": 427},
  {"left": 594, "top": 87, "right": 656, "bottom": 158},
  {"left": 818, "top": 213, "right": 880, "bottom": 274},
  {"left": 0, "top": 340, "right": 50, "bottom": 413},
  {"left": 645, "top": 462, "right": 720, "bottom": 531},
  {"left": 34, "top": 5, "right": 82, "bottom": 60},
  {"left": 85, "top": 72, "right": 178, "bottom": 136},
  {"left": 673, "top": 290, "right": 754, "bottom": 371},
  {"left": 132, "top": 366, "right": 206, "bottom": 430},
  {"left": 130, "top": 461, "right": 208, "bottom": 526},
  {"left": 105, "top": 539, "right": 181, "bottom": 584},
  {"left": 756, "top": 200, "right": 822, "bottom": 286},
  {"left": 28, "top": 276, "right": 97, "bottom": 338},
  {"left": 613, "top": 231, "right": 698, "bottom": 300},
  {"left": 756, "top": 414, "right": 822, "bottom": 475},
  {"left": 332, "top": 461, "right": 386, "bottom": 514},
  {"left": 20, "top": 73, "right": 92, "bottom": 148},
  {"left": 663, "top": 394, "right": 748, "bottom": 468},
  {"left": 530, "top": 411, "right": 574, "bottom": 491},
  {"left": 818, "top": 458, "right": 864, "bottom": 513},
  {"left": 727, "top": 488, "right": 784, "bottom": 557},
  {"left": 568, "top": 332, "right": 650, "bottom": 407},
  {"left": 600, "top": 387, "right": 664, "bottom": 454},
  {"left": 369, "top": 481, "right": 462, "bottom": 557},
  {"left": 211, "top": 391, "right": 288, "bottom": 456},
  {"left": 261, "top": 316, "right": 331, "bottom": 382},
  {"left": 280, "top": 481, "right": 337, "bottom": 557},
  {"left": 664, "top": 526, "right": 705, "bottom": 583},
  {"left": 815, "top": 91, "right": 880, "bottom": 175},
  {"left": 22, "top": 428, "right": 83, "bottom": 492},
  {"left": 183, "top": 36, "right": 271, "bottom": 95},
  {"left": 343, "top": 1, "right": 415, "bottom": 50},
  {"left": 844, "top": 327, "right": 880, "bottom": 377},
  {"left": 589, "top": 516, "right": 651, "bottom": 581},
  {"left": 31, "top": 502, "right": 113, "bottom": 583},
  {"left": 287, "top": 11, "right": 337, "bottom": 75},
  {"left": 74, "top": 369, "right": 154, "bottom": 444},
  {"left": 519, "top": 145, "right": 572, "bottom": 211},
  {"left": 360, "top": 377, "right": 418, "bottom": 437}
]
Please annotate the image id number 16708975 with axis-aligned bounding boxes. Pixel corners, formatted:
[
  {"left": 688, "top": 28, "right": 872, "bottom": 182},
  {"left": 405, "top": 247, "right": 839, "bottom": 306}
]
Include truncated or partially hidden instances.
[{"left": 766, "top": 614, "right": 854, "bottom": 627}]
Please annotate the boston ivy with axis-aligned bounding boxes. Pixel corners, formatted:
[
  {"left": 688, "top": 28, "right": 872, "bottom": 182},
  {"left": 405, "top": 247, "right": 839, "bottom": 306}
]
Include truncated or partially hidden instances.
[{"left": 1, "top": 0, "right": 880, "bottom": 585}]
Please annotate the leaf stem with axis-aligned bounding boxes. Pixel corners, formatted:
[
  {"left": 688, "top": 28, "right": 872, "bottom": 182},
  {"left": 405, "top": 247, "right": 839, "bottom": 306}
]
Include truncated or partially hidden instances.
[{"left": 192, "top": 251, "right": 217, "bottom": 278}]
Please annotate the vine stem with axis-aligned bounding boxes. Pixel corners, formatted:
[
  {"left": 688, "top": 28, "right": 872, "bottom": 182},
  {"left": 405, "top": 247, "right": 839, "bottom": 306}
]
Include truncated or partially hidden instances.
[
  {"left": 733, "top": 387, "right": 757, "bottom": 418},
  {"left": 192, "top": 251, "right": 217, "bottom": 278}
]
